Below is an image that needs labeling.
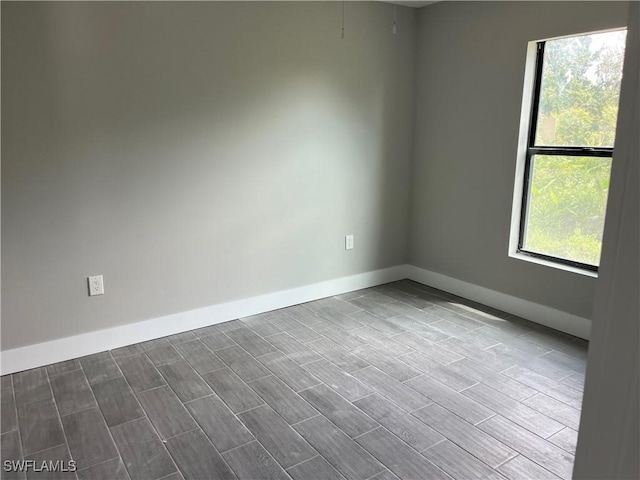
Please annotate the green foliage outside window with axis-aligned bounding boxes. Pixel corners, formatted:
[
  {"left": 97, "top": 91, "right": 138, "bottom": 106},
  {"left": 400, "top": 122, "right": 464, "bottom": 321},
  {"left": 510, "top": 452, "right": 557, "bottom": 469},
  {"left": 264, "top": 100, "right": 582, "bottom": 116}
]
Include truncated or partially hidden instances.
[{"left": 523, "top": 30, "right": 626, "bottom": 266}]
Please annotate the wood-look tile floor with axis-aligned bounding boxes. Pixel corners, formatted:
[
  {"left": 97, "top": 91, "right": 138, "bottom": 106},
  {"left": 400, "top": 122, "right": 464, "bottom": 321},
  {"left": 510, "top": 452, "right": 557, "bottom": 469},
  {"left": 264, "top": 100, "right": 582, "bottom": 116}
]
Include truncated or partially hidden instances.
[{"left": 0, "top": 280, "right": 587, "bottom": 480}]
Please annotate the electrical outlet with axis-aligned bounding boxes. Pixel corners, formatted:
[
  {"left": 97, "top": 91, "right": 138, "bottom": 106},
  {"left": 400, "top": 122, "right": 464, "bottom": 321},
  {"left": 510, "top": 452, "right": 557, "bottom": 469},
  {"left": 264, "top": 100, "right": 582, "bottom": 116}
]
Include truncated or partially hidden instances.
[
  {"left": 345, "top": 234, "right": 354, "bottom": 250},
  {"left": 88, "top": 275, "right": 104, "bottom": 296}
]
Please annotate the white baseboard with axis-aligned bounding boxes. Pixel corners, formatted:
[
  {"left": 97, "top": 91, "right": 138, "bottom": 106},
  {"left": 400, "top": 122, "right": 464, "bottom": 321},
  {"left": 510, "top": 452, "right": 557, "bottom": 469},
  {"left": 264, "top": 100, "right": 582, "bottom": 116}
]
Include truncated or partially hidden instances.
[
  {"left": 1, "top": 263, "right": 591, "bottom": 374},
  {"left": 405, "top": 265, "right": 591, "bottom": 340},
  {"left": 0, "top": 265, "right": 407, "bottom": 375}
]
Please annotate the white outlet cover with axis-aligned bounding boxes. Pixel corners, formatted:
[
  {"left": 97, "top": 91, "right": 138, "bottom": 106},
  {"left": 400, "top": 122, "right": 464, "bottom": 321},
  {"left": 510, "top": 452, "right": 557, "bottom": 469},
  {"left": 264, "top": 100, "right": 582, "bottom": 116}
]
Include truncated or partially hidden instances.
[
  {"left": 88, "top": 275, "right": 104, "bottom": 296},
  {"left": 345, "top": 235, "right": 354, "bottom": 250}
]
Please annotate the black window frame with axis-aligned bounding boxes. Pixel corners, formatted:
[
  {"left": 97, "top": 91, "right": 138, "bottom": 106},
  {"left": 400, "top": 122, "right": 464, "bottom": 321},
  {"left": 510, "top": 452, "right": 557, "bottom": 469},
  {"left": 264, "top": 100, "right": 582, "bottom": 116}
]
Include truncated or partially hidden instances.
[{"left": 517, "top": 40, "right": 615, "bottom": 273}]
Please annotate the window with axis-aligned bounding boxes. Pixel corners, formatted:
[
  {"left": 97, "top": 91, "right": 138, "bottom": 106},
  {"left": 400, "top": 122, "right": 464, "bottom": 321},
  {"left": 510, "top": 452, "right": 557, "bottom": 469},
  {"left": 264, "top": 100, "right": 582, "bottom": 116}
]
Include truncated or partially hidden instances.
[{"left": 512, "top": 29, "right": 627, "bottom": 272}]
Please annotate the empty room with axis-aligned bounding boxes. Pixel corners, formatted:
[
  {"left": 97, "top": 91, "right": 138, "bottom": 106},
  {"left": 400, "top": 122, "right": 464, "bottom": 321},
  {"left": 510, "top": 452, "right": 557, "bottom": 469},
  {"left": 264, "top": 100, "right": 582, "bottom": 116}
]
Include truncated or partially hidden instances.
[{"left": 1, "top": 1, "right": 638, "bottom": 479}]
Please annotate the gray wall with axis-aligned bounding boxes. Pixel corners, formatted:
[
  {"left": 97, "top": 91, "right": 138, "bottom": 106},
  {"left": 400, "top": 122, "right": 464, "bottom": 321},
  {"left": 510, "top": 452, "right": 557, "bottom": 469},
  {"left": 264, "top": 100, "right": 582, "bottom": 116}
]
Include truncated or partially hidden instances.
[
  {"left": 410, "top": 1, "right": 629, "bottom": 319},
  {"left": 574, "top": 2, "right": 639, "bottom": 476},
  {"left": 1, "top": 2, "right": 417, "bottom": 349}
]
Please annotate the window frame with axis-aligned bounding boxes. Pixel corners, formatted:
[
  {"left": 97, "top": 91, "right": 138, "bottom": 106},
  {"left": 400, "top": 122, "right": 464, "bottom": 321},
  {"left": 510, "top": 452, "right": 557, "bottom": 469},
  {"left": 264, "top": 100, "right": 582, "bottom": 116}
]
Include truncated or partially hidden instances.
[{"left": 511, "top": 31, "right": 623, "bottom": 274}]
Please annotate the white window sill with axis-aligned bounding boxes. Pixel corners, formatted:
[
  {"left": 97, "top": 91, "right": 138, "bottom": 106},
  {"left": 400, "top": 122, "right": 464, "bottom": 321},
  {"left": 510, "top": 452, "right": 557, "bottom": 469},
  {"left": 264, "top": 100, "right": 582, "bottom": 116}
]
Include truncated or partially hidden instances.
[{"left": 509, "top": 251, "right": 599, "bottom": 278}]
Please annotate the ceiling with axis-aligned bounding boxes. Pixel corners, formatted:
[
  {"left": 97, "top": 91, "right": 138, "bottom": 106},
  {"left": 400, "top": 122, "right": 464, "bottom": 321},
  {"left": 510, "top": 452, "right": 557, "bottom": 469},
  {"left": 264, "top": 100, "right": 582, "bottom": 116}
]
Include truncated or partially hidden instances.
[{"left": 389, "top": 1, "right": 438, "bottom": 7}]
